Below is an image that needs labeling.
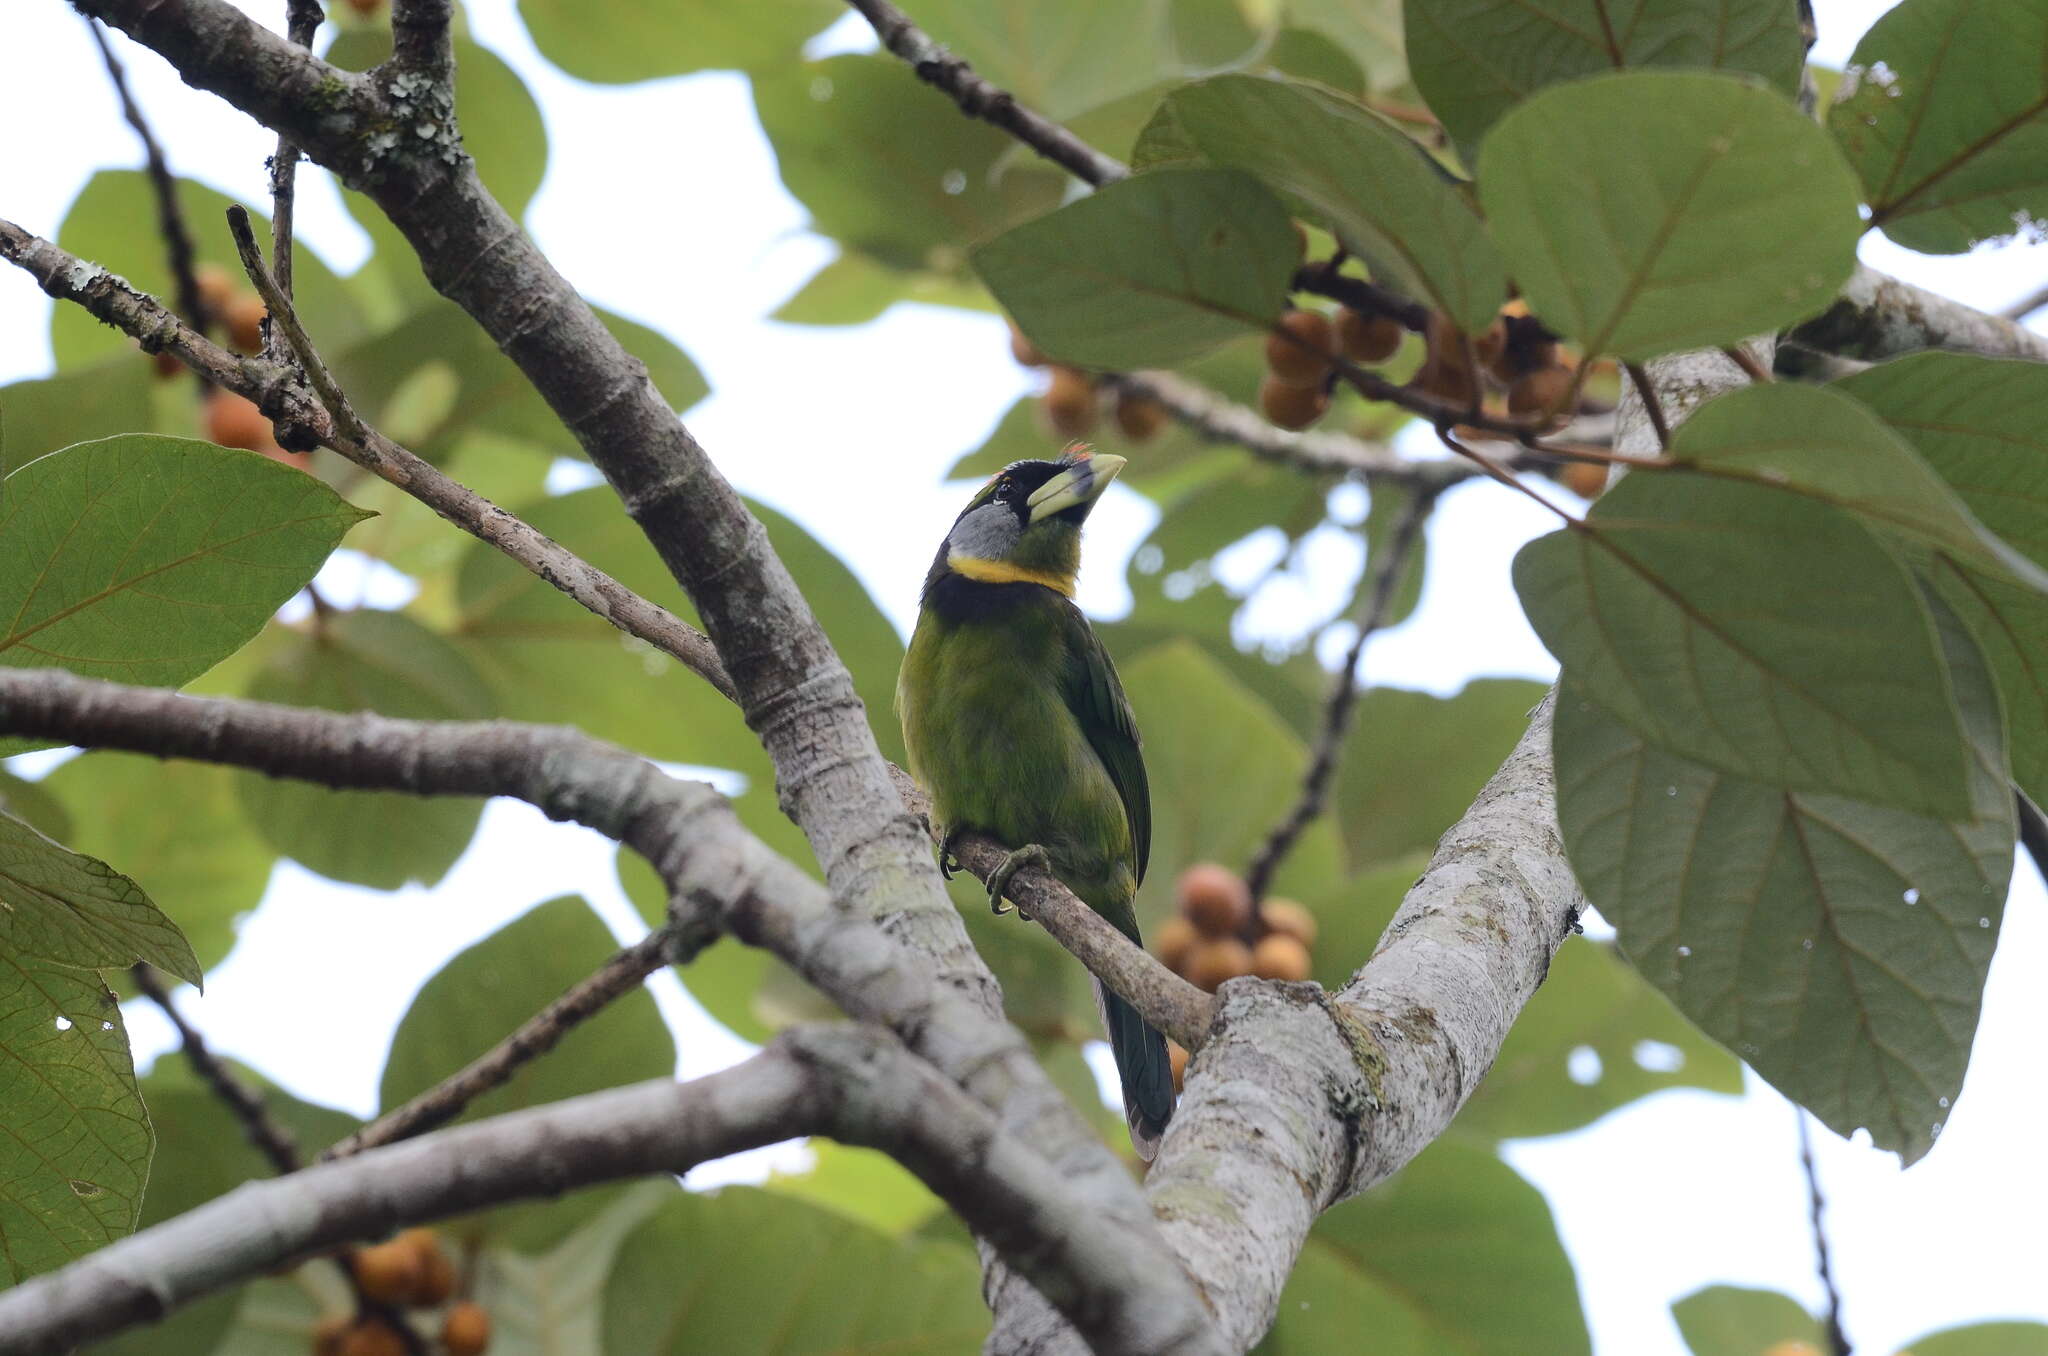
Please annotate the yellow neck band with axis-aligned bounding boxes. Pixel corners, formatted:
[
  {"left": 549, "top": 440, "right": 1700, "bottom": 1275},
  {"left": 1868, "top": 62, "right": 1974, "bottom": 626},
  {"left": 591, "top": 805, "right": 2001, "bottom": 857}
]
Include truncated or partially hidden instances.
[{"left": 947, "top": 553, "right": 1075, "bottom": 596}]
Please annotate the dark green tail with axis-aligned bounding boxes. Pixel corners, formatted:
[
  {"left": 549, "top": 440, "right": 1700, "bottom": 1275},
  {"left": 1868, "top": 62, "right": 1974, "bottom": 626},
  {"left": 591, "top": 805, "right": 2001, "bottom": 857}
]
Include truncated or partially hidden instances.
[{"left": 1096, "top": 979, "right": 1174, "bottom": 1160}]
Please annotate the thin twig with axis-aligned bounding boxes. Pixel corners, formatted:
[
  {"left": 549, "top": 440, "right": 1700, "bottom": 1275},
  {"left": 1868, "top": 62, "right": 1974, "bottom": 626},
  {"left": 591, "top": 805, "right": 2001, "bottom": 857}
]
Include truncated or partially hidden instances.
[
  {"left": 128, "top": 965, "right": 302, "bottom": 1174},
  {"left": 263, "top": 0, "right": 321, "bottom": 362},
  {"left": 83, "top": 17, "right": 210, "bottom": 356},
  {"left": 1243, "top": 487, "right": 1437, "bottom": 905},
  {"left": 1624, "top": 362, "right": 1673, "bottom": 449},
  {"left": 2002, "top": 282, "right": 2048, "bottom": 322},
  {"left": 1796, "top": 1110, "right": 1851, "bottom": 1356},
  {"left": 1292, "top": 261, "right": 1430, "bottom": 333},
  {"left": 325, "top": 928, "right": 681, "bottom": 1159},
  {"left": 2015, "top": 790, "right": 2048, "bottom": 885},
  {"left": 1723, "top": 345, "right": 1774, "bottom": 384}
]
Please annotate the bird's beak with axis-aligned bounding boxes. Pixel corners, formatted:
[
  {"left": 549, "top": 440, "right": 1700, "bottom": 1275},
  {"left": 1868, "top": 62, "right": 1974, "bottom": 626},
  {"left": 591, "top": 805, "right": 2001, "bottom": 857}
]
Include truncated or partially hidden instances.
[{"left": 1027, "top": 452, "right": 1127, "bottom": 523}]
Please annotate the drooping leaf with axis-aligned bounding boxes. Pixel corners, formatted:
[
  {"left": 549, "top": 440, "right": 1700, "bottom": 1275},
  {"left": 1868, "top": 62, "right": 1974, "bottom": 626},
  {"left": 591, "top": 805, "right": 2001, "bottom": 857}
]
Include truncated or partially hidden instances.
[
  {"left": 380, "top": 895, "right": 676, "bottom": 1250},
  {"left": 327, "top": 33, "right": 548, "bottom": 219},
  {"left": 901, "top": 0, "right": 1182, "bottom": 119},
  {"left": 1333, "top": 678, "right": 1549, "bottom": 869},
  {"left": 1671, "top": 1285, "right": 1825, "bottom": 1356},
  {"left": 1134, "top": 75, "right": 1507, "bottom": 331},
  {"left": 45, "top": 755, "right": 273, "bottom": 982},
  {"left": 602, "top": 1188, "right": 989, "bottom": 1354},
  {"left": 50, "top": 171, "right": 366, "bottom": 370},
  {"left": 1935, "top": 563, "right": 2048, "bottom": 812},
  {"left": 1406, "top": 0, "right": 1803, "bottom": 153},
  {"left": 755, "top": 55, "right": 1067, "bottom": 274},
  {"left": 1515, "top": 470, "right": 1972, "bottom": 817},
  {"left": 1255, "top": 1135, "right": 1589, "bottom": 1354},
  {"left": 1478, "top": 71, "right": 1862, "bottom": 360},
  {"left": 519, "top": 0, "right": 837, "bottom": 82},
  {"left": 1552, "top": 591, "right": 2013, "bottom": 1163},
  {"left": 233, "top": 609, "right": 492, "bottom": 890},
  {"left": 0, "top": 436, "right": 369, "bottom": 686},
  {"left": 1831, "top": 0, "right": 2048, "bottom": 253},
  {"left": 0, "top": 812, "right": 201, "bottom": 1282},
  {"left": 1670, "top": 382, "right": 2048, "bottom": 591},
  {"left": 972, "top": 168, "right": 1298, "bottom": 369}
]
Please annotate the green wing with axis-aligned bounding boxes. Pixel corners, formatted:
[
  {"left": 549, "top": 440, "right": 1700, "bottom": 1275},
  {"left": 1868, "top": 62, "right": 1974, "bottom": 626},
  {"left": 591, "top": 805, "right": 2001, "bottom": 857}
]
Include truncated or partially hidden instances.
[{"left": 1059, "top": 604, "right": 1150, "bottom": 886}]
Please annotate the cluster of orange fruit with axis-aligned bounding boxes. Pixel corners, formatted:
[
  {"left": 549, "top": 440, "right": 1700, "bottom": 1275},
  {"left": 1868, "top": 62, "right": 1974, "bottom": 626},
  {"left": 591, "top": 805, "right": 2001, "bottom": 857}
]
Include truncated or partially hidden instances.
[
  {"left": 1151, "top": 863, "right": 1319, "bottom": 1090},
  {"left": 1008, "top": 322, "right": 1172, "bottom": 444},
  {"left": 312, "top": 1229, "right": 490, "bottom": 1356},
  {"left": 1258, "top": 304, "right": 1401, "bottom": 430}
]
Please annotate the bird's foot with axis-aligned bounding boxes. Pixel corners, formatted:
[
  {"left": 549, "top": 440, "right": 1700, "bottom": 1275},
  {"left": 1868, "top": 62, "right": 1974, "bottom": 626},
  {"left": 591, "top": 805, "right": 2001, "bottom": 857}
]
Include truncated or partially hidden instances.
[
  {"left": 986, "top": 843, "right": 1050, "bottom": 918},
  {"left": 936, "top": 827, "right": 964, "bottom": 881}
]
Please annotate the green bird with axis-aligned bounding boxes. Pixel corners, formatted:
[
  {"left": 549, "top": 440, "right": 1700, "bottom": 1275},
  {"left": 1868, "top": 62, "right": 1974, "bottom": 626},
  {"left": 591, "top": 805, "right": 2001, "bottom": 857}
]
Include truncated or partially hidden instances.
[{"left": 897, "top": 446, "right": 1173, "bottom": 1158}]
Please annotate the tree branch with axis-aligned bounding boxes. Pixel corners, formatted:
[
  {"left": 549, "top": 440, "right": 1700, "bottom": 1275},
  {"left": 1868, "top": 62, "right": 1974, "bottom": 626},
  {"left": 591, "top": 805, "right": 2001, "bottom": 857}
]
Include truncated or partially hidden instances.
[
  {"left": 1788, "top": 264, "right": 2048, "bottom": 364},
  {"left": 323, "top": 928, "right": 682, "bottom": 1160},
  {"left": 262, "top": 0, "right": 322, "bottom": 350},
  {"left": 844, "top": 0, "right": 1126, "bottom": 186},
  {"left": 0, "top": 1026, "right": 1188, "bottom": 1356},
  {"left": 128, "top": 965, "right": 302, "bottom": 1175},
  {"left": 0, "top": 215, "right": 738, "bottom": 702},
  {"left": 388, "top": 0, "right": 455, "bottom": 86},
  {"left": 1796, "top": 1110, "right": 1852, "bottom": 1356},
  {"left": 1242, "top": 485, "right": 1436, "bottom": 905}
]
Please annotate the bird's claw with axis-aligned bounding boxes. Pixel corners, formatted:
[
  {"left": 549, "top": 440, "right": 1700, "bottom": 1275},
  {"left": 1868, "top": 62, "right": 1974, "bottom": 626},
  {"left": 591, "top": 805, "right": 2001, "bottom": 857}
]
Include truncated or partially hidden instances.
[
  {"left": 986, "top": 843, "right": 1050, "bottom": 918},
  {"left": 936, "top": 827, "right": 964, "bottom": 881}
]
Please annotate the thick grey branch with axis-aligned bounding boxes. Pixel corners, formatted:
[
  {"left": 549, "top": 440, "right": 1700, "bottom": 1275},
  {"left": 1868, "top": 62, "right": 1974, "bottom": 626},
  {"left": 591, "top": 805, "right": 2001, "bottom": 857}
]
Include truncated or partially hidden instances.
[
  {"left": 1789, "top": 264, "right": 2048, "bottom": 364},
  {"left": 0, "top": 1027, "right": 1179, "bottom": 1356}
]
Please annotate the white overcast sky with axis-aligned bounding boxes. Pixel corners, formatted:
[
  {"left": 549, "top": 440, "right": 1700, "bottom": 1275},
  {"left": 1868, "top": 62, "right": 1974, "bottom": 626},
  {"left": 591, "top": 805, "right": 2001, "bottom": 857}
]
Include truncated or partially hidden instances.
[{"left": 4, "top": 3, "right": 2047, "bottom": 1353}]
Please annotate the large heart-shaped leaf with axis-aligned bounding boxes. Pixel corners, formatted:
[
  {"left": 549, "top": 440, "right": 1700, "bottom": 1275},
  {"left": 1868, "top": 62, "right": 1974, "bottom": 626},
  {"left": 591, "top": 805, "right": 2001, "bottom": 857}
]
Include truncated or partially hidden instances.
[
  {"left": 972, "top": 168, "right": 1298, "bottom": 369},
  {"left": 1516, "top": 470, "right": 1971, "bottom": 816},
  {"left": 1831, "top": 0, "right": 2048, "bottom": 253},
  {"left": 1552, "top": 591, "right": 2012, "bottom": 1163},
  {"left": 1135, "top": 75, "right": 1507, "bottom": 331},
  {"left": 1479, "top": 71, "right": 1862, "bottom": 360}
]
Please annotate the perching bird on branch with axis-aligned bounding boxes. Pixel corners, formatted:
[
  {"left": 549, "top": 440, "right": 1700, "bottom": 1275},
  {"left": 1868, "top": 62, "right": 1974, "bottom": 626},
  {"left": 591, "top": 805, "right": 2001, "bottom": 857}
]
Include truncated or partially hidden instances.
[{"left": 898, "top": 445, "right": 1173, "bottom": 1158}]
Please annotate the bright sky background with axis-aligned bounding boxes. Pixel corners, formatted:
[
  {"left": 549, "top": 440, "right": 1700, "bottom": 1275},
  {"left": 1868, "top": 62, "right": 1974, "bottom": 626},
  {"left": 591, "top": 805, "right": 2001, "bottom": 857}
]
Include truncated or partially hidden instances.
[{"left": 4, "top": 3, "right": 2048, "bottom": 1352}]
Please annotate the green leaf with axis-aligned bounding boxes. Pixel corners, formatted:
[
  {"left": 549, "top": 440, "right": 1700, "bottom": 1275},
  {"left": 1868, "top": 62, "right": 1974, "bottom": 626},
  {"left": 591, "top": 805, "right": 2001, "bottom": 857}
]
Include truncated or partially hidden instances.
[
  {"left": 45, "top": 755, "right": 273, "bottom": 981},
  {"left": 1934, "top": 564, "right": 2048, "bottom": 812},
  {"left": 1902, "top": 1321, "right": 2048, "bottom": 1356},
  {"left": 1282, "top": 0, "right": 1407, "bottom": 91},
  {"left": 234, "top": 609, "right": 492, "bottom": 889},
  {"left": 772, "top": 252, "right": 994, "bottom": 327},
  {"left": 602, "top": 1187, "right": 989, "bottom": 1354},
  {"left": 519, "top": 0, "right": 836, "bottom": 82},
  {"left": 0, "top": 811, "right": 200, "bottom": 1282},
  {"left": 0, "top": 769, "right": 71, "bottom": 842},
  {"left": 1670, "top": 382, "right": 2048, "bottom": 591},
  {"left": 1454, "top": 937, "right": 1743, "bottom": 1139},
  {"left": 0, "top": 954, "right": 146, "bottom": 1285},
  {"left": 1831, "top": 0, "right": 2048, "bottom": 253},
  {"left": 755, "top": 55, "right": 1067, "bottom": 274},
  {"left": 1363, "top": 482, "right": 1430, "bottom": 628},
  {"left": 1134, "top": 76, "right": 1507, "bottom": 332},
  {"left": 972, "top": 168, "right": 1298, "bottom": 369},
  {"left": 50, "top": 171, "right": 365, "bottom": 371},
  {"left": 1514, "top": 471, "right": 1972, "bottom": 817},
  {"left": 766, "top": 1142, "right": 944, "bottom": 1238},
  {"left": 0, "top": 356, "right": 155, "bottom": 477},
  {"left": 902, "top": 0, "right": 1180, "bottom": 119},
  {"left": 0, "top": 435, "right": 369, "bottom": 686},
  {"left": 1264, "top": 27, "right": 1370, "bottom": 94},
  {"left": 1120, "top": 641, "right": 1347, "bottom": 928},
  {"left": 1333, "top": 678, "right": 1549, "bottom": 868},
  {"left": 1553, "top": 590, "right": 2013, "bottom": 1163},
  {"left": 474, "top": 1182, "right": 678, "bottom": 1356},
  {"left": 1671, "top": 1285, "right": 1825, "bottom": 1356},
  {"left": 1255, "top": 1135, "right": 1589, "bottom": 1354},
  {"left": 1478, "top": 71, "right": 1862, "bottom": 360},
  {"left": 1834, "top": 352, "right": 2048, "bottom": 575},
  {"left": 381, "top": 895, "right": 676, "bottom": 1250},
  {"left": 1406, "top": 0, "right": 1803, "bottom": 154}
]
